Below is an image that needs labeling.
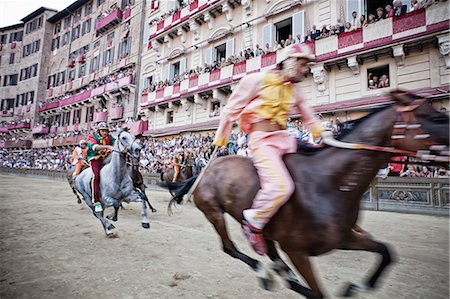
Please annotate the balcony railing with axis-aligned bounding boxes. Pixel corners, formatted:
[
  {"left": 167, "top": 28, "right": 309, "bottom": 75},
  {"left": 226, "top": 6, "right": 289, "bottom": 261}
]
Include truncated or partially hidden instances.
[
  {"left": 142, "top": 5, "right": 448, "bottom": 108},
  {"left": 0, "top": 126, "right": 8, "bottom": 133},
  {"left": 125, "top": 120, "right": 148, "bottom": 136},
  {"left": 96, "top": 8, "right": 123, "bottom": 33},
  {"left": 32, "top": 125, "right": 49, "bottom": 134},
  {"left": 1, "top": 109, "right": 13, "bottom": 117},
  {"left": 110, "top": 106, "right": 124, "bottom": 120},
  {"left": 93, "top": 111, "right": 108, "bottom": 123}
]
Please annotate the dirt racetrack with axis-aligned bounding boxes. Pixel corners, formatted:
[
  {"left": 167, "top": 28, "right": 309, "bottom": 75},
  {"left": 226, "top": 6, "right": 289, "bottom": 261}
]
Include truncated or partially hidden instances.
[{"left": 0, "top": 174, "right": 448, "bottom": 299}]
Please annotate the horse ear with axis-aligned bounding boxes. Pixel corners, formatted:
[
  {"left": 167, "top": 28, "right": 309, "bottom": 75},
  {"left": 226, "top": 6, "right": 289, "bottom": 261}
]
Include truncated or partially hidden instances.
[{"left": 390, "top": 89, "right": 423, "bottom": 105}]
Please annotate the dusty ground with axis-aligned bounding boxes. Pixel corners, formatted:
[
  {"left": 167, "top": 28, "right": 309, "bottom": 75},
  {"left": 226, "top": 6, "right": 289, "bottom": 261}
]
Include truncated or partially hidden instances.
[{"left": 0, "top": 174, "right": 448, "bottom": 299}]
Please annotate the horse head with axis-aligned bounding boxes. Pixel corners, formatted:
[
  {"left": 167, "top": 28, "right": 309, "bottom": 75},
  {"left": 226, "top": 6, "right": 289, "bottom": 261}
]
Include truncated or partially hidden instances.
[
  {"left": 115, "top": 128, "right": 142, "bottom": 159},
  {"left": 390, "top": 89, "right": 449, "bottom": 156}
]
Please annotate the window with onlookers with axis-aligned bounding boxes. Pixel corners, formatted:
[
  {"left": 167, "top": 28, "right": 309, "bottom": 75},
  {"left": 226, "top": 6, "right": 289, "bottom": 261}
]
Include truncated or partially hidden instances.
[
  {"left": 51, "top": 37, "right": 60, "bottom": 51},
  {"left": 64, "top": 16, "right": 71, "bottom": 29},
  {"left": 25, "top": 17, "right": 42, "bottom": 34},
  {"left": 214, "top": 43, "right": 226, "bottom": 63},
  {"left": 72, "top": 25, "right": 81, "bottom": 41},
  {"left": 82, "top": 19, "right": 91, "bottom": 35},
  {"left": 367, "top": 65, "right": 390, "bottom": 90},
  {"left": 90, "top": 55, "right": 100, "bottom": 73},
  {"left": 209, "top": 102, "right": 220, "bottom": 117},
  {"left": 166, "top": 110, "right": 174, "bottom": 124},
  {"left": 9, "top": 31, "right": 23, "bottom": 42},
  {"left": 78, "top": 64, "right": 86, "bottom": 78},
  {"left": 275, "top": 18, "right": 292, "bottom": 45},
  {"left": 171, "top": 61, "right": 180, "bottom": 78},
  {"left": 68, "top": 69, "right": 76, "bottom": 81}
]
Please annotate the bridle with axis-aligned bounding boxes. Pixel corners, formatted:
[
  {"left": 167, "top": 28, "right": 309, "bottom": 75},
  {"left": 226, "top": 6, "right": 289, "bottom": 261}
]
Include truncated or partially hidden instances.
[
  {"left": 322, "top": 98, "right": 450, "bottom": 163},
  {"left": 113, "top": 130, "right": 140, "bottom": 160}
]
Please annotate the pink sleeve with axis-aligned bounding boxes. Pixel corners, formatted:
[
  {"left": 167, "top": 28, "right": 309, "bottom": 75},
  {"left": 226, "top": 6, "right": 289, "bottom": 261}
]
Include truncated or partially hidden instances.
[
  {"left": 293, "top": 86, "right": 319, "bottom": 128},
  {"left": 215, "top": 74, "right": 261, "bottom": 140}
]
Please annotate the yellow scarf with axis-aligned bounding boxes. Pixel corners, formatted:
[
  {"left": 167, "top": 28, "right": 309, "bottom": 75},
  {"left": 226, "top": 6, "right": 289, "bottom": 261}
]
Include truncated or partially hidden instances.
[{"left": 253, "top": 72, "right": 293, "bottom": 128}]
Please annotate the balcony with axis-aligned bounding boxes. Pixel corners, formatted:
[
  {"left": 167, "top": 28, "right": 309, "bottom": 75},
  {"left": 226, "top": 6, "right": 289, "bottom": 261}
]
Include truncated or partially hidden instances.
[
  {"left": 110, "top": 106, "right": 124, "bottom": 120},
  {"left": 32, "top": 125, "right": 49, "bottom": 135},
  {"left": 93, "top": 111, "right": 108, "bottom": 123},
  {"left": 0, "top": 126, "right": 8, "bottom": 133},
  {"left": 67, "top": 59, "right": 75, "bottom": 68},
  {"left": 52, "top": 135, "right": 85, "bottom": 147},
  {"left": 142, "top": 4, "right": 449, "bottom": 108},
  {"left": 96, "top": 8, "right": 123, "bottom": 34},
  {"left": 76, "top": 54, "right": 86, "bottom": 63},
  {"left": 126, "top": 120, "right": 148, "bottom": 136},
  {"left": 123, "top": 6, "right": 131, "bottom": 19}
]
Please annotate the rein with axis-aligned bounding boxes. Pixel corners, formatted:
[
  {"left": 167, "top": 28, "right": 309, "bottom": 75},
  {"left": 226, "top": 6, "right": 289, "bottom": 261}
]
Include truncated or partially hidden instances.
[{"left": 322, "top": 98, "right": 450, "bottom": 163}]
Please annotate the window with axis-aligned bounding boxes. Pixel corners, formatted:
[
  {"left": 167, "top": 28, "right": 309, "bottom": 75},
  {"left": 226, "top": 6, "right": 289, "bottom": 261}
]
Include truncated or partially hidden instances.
[
  {"left": 104, "top": 47, "right": 114, "bottom": 65},
  {"left": 78, "top": 64, "right": 86, "bottom": 78},
  {"left": 63, "top": 111, "right": 71, "bottom": 126},
  {"left": 85, "top": 106, "right": 94, "bottom": 122},
  {"left": 72, "top": 25, "right": 81, "bottom": 41},
  {"left": 9, "top": 53, "right": 14, "bottom": 64},
  {"left": 64, "top": 16, "right": 71, "bottom": 29},
  {"left": 97, "top": 0, "right": 106, "bottom": 7},
  {"left": 118, "top": 37, "right": 131, "bottom": 59},
  {"left": 54, "top": 22, "right": 61, "bottom": 34},
  {"left": 19, "top": 64, "right": 38, "bottom": 81},
  {"left": 82, "top": 19, "right": 91, "bottom": 35},
  {"left": 85, "top": 2, "right": 93, "bottom": 16},
  {"left": 170, "top": 61, "right": 180, "bottom": 79},
  {"left": 10, "top": 31, "right": 23, "bottom": 42},
  {"left": 73, "top": 109, "right": 81, "bottom": 124},
  {"left": 51, "top": 37, "right": 60, "bottom": 51},
  {"left": 0, "top": 34, "right": 7, "bottom": 44},
  {"left": 166, "top": 110, "right": 174, "bottom": 124},
  {"left": 214, "top": 43, "right": 226, "bottom": 63},
  {"left": 367, "top": 65, "right": 390, "bottom": 90},
  {"left": 94, "top": 41, "right": 100, "bottom": 49},
  {"left": 74, "top": 9, "right": 82, "bottom": 23},
  {"left": 3, "top": 74, "right": 18, "bottom": 86},
  {"left": 90, "top": 55, "right": 100, "bottom": 73},
  {"left": 69, "top": 69, "right": 76, "bottom": 81},
  {"left": 275, "top": 18, "right": 292, "bottom": 44},
  {"left": 146, "top": 76, "right": 153, "bottom": 87},
  {"left": 62, "top": 32, "right": 70, "bottom": 46}
]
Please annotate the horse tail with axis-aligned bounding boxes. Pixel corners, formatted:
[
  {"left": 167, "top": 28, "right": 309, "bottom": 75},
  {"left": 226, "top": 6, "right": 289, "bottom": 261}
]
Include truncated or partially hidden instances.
[{"left": 159, "top": 176, "right": 197, "bottom": 215}]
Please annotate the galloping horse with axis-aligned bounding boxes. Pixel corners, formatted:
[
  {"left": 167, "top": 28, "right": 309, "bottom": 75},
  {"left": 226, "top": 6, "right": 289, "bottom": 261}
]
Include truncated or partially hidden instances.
[
  {"left": 74, "top": 128, "right": 151, "bottom": 236},
  {"left": 162, "top": 163, "right": 193, "bottom": 182},
  {"left": 164, "top": 90, "right": 449, "bottom": 298}
]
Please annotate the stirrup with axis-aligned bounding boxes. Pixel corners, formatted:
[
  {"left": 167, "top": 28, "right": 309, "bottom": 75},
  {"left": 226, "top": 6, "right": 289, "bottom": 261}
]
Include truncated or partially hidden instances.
[{"left": 242, "top": 221, "right": 267, "bottom": 256}]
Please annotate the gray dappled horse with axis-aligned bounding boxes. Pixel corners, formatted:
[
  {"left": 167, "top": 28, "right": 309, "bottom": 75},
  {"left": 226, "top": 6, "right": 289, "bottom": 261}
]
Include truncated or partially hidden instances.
[{"left": 74, "top": 128, "right": 150, "bottom": 236}]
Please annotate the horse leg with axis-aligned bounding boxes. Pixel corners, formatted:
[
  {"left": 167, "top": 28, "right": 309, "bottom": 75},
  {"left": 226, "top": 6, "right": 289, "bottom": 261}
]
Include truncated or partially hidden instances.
[
  {"left": 266, "top": 240, "right": 315, "bottom": 296},
  {"left": 80, "top": 190, "right": 115, "bottom": 236},
  {"left": 282, "top": 249, "right": 325, "bottom": 299},
  {"left": 139, "top": 184, "right": 157, "bottom": 213},
  {"left": 338, "top": 231, "right": 393, "bottom": 297},
  {"left": 139, "top": 190, "right": 150, "bottom": 229},
  {"left": 200, "top": 206, "right": 274, "bottom": 291},
  {"left": 105, "top": 196, "right": 120, "bottom": 222}
]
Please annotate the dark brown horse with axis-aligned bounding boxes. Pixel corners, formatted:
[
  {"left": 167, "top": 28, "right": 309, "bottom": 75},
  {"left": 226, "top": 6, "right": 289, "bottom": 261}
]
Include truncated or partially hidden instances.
[
  {"left": 162, "top": 164, "right": 193, "bottom": 182},
  {"left": 163, "top": 90, "right": 449, "bottom": 298}
]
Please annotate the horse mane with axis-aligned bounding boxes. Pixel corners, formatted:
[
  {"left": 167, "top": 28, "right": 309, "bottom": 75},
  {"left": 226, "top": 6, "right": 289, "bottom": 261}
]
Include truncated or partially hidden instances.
[
  {"left": 335, "top": 104, "right": 392, "bottom": 140},
  {"left": 296, "top": 104, "right": 392, "bottom": 156}
]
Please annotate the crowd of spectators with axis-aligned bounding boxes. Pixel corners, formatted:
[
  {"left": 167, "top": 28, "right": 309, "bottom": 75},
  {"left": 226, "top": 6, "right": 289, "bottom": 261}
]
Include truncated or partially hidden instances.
[
  {"left": 149, "top": 0, "right": 197, "bottom": 25},
  {"left": 1, "top": 117, "right": 448, "bottom": 178}
]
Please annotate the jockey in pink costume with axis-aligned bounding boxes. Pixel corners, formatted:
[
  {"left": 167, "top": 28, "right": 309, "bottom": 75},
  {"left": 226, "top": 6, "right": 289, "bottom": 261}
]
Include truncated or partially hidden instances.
[{"left": 213, "top": 44, "right": 325, "bottom": 255}]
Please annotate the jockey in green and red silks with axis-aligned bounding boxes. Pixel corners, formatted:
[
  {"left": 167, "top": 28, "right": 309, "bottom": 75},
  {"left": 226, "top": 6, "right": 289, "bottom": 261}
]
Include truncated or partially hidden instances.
[{"left": 87, "top": 122, "right": 115, "bottom": 213}]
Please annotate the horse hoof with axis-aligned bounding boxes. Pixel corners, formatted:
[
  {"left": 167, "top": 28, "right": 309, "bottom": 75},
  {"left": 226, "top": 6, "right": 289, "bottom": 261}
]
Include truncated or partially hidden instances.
[
  {"left": 256, "top": 263, "right": 274, "bottom": 291},
  {"left": 106, "top": 214, "right": 118, "bottom": 222},
  {"left": 77, "top": 199, "right": 82, "bottom": 204},
  {"left": 106, "top": 232, "right": 118, "bottom": 238},
  {"left": 341, "top": 282, "right": 369, "bottom": 297},
  {"left": 142, "top": 222, "right": 150, "bottom": 229},
  {"left": 151, "top": 209, "right": 157, "bottom": 213},
  {"left": 108, "top": 224, "right": 116, "bottom": 230}
]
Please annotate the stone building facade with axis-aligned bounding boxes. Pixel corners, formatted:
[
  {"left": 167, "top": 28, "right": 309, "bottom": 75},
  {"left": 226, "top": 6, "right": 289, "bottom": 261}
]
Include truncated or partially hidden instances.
[
  {"left": 1, "top": 0, "right": 146, "bottom": 149},
  {"left": 139, "top": 0, "right": 449, "bottom": 137}
]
